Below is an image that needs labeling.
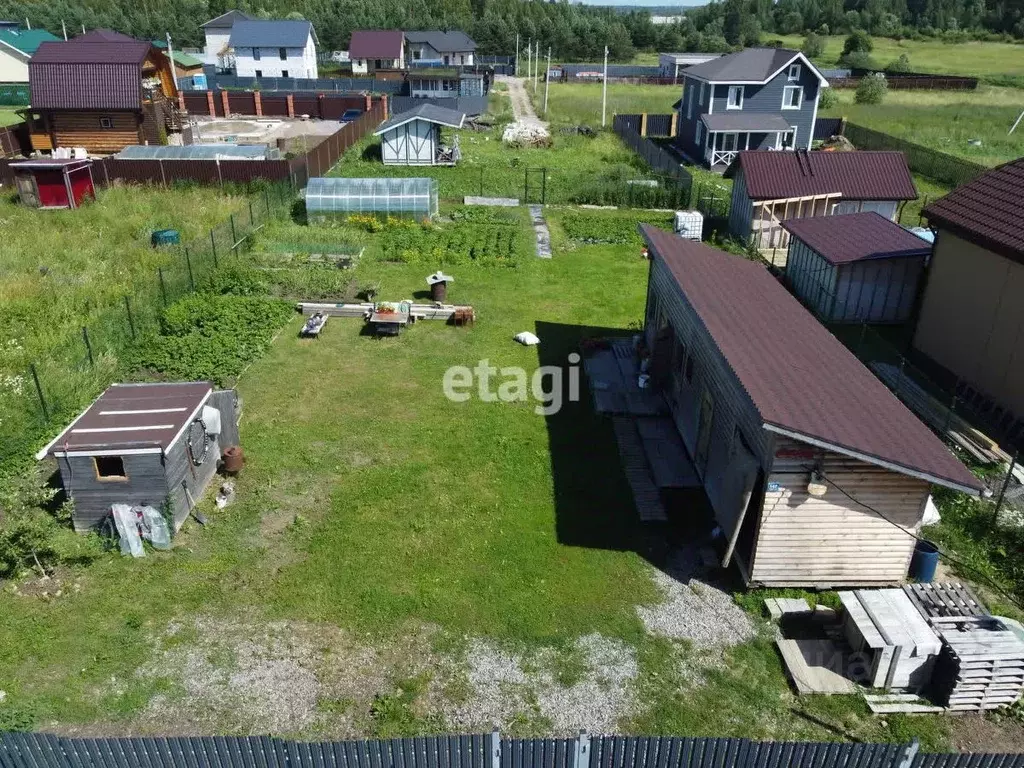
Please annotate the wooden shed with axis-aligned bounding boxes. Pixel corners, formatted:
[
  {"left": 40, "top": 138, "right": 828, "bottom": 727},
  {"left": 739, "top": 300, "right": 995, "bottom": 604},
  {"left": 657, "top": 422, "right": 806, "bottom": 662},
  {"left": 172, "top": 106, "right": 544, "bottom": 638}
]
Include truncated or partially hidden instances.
[
  {"left": 35, "top": 382, "right": 239, "bottom": 533},
  {"left": 781, "top": 212, "right": 931, "bottom": 324},
  {"left": 640, "top": 225, "right": 983, "bottom": 588},
  {"left": 373, "top": 103, "right": 465, "bottom": 166},
  {"left": 10, "top": 158, "right": 95, "bottom": 209}
]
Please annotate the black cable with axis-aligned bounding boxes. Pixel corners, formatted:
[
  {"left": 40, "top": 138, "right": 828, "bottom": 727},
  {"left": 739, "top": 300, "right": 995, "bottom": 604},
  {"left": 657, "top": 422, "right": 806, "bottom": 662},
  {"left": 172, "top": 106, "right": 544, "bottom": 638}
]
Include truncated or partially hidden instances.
[{"left": 801, "top": 464, "right": 1024, "bottom": 611}]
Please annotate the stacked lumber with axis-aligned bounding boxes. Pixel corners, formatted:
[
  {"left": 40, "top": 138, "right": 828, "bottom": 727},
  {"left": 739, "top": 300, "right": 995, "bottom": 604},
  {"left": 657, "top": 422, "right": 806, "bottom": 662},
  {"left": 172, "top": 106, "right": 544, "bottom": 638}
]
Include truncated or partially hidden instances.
[
  {"left": 296, "top": 301, "right": 474, "bottom": 322},
  {"left": 869, "top": 362, "right": 1005, "bottom": 465},
  {"left": 931, "top": 620, "right": 1024, "bottom": 711}
]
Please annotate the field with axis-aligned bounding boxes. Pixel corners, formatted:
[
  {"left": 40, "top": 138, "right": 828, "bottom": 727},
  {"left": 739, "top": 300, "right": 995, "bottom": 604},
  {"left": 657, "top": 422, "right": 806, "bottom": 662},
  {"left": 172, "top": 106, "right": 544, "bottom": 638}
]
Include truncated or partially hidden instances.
[
  {"left": 770, "top": 34, "right": 1024, "bottom": 81},
  {"left": 823, "top": 87, "right": 1024, "bottom": 167},
  {"left": 0, "top": 108, "right": 24, "bottom": 126},
  {"left": 531, "top": 82, "right": 679, "bottom": 126}
]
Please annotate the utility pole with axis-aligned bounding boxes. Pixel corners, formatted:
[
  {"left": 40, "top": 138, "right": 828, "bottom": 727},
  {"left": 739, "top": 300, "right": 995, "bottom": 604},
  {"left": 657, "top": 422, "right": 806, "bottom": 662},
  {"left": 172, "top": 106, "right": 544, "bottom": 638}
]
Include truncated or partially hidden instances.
[
  {"left": 61, "top": 20, "right": 67, "bottom": 40},
  {"left": 515, "top": 33, "right": 519, "bottom": 77},
  {"left": 601, "top": 45, "right": 609, "bottom": 127},
  {"left": 166, "top": 33, "right": 181, "bottom": 93},
  {"left": 544, "top": 47, "right": 551, "bottom": 116},
  {"left": 526, "top": 38, "right": 532, "bottom": 83},
  {"left": 534, "top": 40, "right": 539, "bottom": 91},
  {"left": 25, "top": 17, "right": 31, "bottom": 29}
]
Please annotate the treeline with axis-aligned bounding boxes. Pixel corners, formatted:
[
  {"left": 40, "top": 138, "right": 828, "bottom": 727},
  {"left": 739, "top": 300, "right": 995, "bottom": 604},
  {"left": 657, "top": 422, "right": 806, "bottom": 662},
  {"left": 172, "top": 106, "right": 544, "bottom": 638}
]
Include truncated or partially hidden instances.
[{"left": 0, "top": 0, "right": 1020, "bottom": 64}]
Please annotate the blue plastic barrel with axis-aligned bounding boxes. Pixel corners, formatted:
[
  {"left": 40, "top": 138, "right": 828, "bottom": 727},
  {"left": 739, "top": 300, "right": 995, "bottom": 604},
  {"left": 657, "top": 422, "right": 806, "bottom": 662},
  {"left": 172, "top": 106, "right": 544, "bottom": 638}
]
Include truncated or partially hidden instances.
[
  {"left": 910, "top": 540, "right": 940, "bottom": 582},
  {"left": 151, "top": 229, "right": 180, "bottom": 247}
]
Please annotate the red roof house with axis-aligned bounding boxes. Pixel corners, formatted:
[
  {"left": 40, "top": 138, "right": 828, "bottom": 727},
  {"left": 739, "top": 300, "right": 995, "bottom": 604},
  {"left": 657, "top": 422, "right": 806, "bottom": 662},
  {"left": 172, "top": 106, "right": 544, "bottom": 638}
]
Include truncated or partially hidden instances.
[{"left": 349, "top": 30, "right": 405, "bottom": 74}]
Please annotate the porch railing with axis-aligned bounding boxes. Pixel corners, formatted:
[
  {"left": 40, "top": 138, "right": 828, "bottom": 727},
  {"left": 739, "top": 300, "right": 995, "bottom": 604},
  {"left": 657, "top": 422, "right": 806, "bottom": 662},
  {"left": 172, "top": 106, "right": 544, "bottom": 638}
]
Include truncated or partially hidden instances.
[{"left": 707, "top": 148, "right": 739, "bottom": 167}]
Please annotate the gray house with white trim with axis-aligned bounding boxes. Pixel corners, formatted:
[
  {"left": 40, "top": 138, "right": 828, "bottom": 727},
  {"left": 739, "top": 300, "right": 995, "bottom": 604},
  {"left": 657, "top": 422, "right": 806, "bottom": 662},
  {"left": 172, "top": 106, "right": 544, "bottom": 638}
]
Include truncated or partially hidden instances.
[{"left": 674, "top": 48, "right": 828, "bottom": 170}]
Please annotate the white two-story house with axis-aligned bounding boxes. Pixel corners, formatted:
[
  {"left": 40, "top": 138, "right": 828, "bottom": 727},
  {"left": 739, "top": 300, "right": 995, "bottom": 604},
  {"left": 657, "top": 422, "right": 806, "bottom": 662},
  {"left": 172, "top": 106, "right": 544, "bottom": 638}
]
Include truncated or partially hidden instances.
[
  {"left": 200, "top": 10, "right": 252, "bottom": 69},
  {"left": 674, "top": 48, "right": 829, "bottom": 170},
  {"left": 404, "top": 31, "right": 476, "bottom": 66},
  {"left": 230, "top": 19, "right": 318, "bottom": 80}
]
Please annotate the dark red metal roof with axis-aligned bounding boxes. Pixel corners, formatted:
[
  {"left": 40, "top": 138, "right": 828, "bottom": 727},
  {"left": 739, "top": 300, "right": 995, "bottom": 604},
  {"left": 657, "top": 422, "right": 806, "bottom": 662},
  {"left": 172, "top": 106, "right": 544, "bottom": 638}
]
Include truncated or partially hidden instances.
[
  {"left": 349, "top": 30, "right": 404, "bottom": 60},
  {"left": 640, "top": 224, "right": 983, "bottom": 494},
  {"left": 727, "top": 150, "right": 918, "bottom": 201},
  {"left": 780, "top": 212, "right": 932, "bottom": 265},
  {"left": 923, "top": 157, "right": 1024, "bottom": 263},
  {"left": 43, "top": 381, "right": 212, "bottom": 456},
  {"left": 30, "top": 33, "right": 154, "bottom": 110}
]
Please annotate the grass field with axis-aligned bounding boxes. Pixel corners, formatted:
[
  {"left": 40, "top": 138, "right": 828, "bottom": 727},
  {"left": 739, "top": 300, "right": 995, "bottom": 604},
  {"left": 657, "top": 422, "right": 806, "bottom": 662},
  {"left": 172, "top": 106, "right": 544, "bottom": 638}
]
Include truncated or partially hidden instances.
[
  {"left": 771, "top": 34, "right": 1024, "bottom": 81},
  {"left": 823, "top": 87, "right": 1024, "bottom": 166},
  {"left": 0, "top": 108, "right": 24, "bottom": 126},
  {"left": 532, "top": 82, "right": 679, "bottom": 126}
]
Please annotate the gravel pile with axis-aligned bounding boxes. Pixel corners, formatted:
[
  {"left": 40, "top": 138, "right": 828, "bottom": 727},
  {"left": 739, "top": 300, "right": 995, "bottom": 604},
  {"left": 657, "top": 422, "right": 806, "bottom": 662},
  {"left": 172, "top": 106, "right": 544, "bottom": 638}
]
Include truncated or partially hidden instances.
[
  {"left": 440, "top": 634, "right": 638, "bottom": 734},
  {"left": 636, "top": 546, "right": 755, "bottom": 648}
]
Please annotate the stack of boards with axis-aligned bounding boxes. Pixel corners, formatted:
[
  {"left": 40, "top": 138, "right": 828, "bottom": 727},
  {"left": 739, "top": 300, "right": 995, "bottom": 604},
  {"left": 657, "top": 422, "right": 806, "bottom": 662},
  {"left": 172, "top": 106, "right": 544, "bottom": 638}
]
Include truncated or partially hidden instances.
[{"left": 905, "top": 583, "right": 1024, "bottom": 711}]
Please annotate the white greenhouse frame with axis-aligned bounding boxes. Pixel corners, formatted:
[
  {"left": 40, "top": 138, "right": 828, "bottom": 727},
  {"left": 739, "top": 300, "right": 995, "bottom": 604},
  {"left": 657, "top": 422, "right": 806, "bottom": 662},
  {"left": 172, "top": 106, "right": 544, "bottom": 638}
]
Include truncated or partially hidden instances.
[{"left": 304, "top": 177, "right": 439, "bottom": 221}]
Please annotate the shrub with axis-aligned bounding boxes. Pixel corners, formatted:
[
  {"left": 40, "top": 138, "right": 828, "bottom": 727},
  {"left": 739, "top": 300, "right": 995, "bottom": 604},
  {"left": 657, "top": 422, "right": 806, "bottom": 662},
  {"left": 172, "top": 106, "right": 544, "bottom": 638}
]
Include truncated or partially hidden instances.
[
  {"left": 202, "top": 266, "right": 270, "bottom": 296},
  {"left": 840, "top": 50, "right": 877, "bottom": 69},
  {"left": 843, "top": 29, "right": 873, "bottom": 55},
  {"left": 885, "top": 53, "right": 911, "bottom": 72},
  {"left": 818, "top": 87, "right": 839, "bottom": 110},
  {"left": 855, "top": 72, "right": 888, "bottom": 104},
  {"left": 802, "top": 32, "right": 825, "bottom": 58}
]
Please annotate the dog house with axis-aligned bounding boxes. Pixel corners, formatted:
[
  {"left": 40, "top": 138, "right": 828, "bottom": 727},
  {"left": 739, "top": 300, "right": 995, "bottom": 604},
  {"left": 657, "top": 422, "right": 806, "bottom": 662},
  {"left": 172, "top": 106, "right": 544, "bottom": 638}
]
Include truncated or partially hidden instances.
[
  {"left": 10, "top": 158, "right": 95, "bottom": 209},
  {"left": 35, "top": 382, "right": 239, "bottom": 532}
]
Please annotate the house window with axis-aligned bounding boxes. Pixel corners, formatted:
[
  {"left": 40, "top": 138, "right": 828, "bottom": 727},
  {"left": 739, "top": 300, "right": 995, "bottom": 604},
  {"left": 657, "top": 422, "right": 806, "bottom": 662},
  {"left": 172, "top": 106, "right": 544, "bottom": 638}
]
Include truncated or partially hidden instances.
[
  {"left": 686, "top": 87, "right": 693, "bottom": 119},
  {"left": 699, "top": 81, "right": 705, "bottom": 105},
  {"left": 695, "top": 121, "right": 703, "bottom": 146},
  {"left": 375, "top": 59, "right": 382, "bottom": 69},
  {"left": 413, "top": 50, "right": 421, "bottom": 60},
  {"left": 722, "top": 132, "right": 738, "bottom": 152},
  {"left": 281, "top": 70, "right": 289, "bottom": 78},
  {"left": 279, "top": 47, "right": 287, "bottom": 60},
  {"left": 727, "top": 86, "right": 743, "bottom": 109},
  {"left": 94, "top": 455, "right": 127, "bottom": 481},
  {"left": 788, "top": 63, "right": 801, "bottom": 81},
  {"left": 783, "top": 85, "right": 803, "bottom": 109},
  {"left": 253, "top": 48, "right": 262, "bottom": 61},
  {"left": 254, "top": 69, "right": 263, "bottom": 78},
  {"left": 99, "top": 116, "right": 114, "bottom": 129}
]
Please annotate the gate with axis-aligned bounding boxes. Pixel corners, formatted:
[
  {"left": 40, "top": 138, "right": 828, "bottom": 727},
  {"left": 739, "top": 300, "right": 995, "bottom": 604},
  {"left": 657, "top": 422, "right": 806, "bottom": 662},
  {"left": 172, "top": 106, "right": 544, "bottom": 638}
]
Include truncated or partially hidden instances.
[{"left": 524, "top": 167, "right": 547, "bottom": 205}]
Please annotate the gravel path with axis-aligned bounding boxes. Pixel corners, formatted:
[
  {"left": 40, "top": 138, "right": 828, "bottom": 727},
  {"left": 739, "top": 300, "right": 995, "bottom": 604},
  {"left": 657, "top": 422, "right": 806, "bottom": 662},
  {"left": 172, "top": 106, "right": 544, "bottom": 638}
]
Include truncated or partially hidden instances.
[{"left": 498, "top": 76, "right": 548, "bottom": 130}]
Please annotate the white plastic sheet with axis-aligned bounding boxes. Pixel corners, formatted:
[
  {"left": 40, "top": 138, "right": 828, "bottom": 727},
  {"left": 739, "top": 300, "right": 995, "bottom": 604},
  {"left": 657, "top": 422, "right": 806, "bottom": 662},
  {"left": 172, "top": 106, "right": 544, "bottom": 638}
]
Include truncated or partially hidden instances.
[{"left": 111, "top": 503, "right": 145, "bottom": 558}]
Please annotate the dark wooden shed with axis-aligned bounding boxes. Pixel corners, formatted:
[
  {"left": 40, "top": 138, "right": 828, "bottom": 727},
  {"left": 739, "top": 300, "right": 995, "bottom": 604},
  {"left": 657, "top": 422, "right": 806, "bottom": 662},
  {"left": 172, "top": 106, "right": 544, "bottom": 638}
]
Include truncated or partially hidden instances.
[
  {"left": 10, "top": 158, "right": 95, "bottom": 209},
  {"left": 781, "top": 212, "right": 931, "bottom": 324},
  {"left": 35, "top": 381, "right": 240, "bottom": 532}
]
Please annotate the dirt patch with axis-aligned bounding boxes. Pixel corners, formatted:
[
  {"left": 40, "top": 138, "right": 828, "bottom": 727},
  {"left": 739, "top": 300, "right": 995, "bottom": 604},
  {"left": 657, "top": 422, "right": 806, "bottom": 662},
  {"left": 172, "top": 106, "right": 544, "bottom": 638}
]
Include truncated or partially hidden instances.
[{"left": 950, "top": 712, "right": 1024, "bottom": 752}]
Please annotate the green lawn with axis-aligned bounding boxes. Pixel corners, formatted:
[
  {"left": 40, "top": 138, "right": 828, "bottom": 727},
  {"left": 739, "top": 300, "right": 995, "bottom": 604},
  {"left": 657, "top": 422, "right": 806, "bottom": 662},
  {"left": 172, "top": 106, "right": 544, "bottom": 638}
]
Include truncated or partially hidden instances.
[
  {"left": 0, "top": 107, "right": 24, "bottom": 126},
  {"left": 823, "top": 86, "right": 1024, "bottom": 167},
  {"left": 771, "top": 34, "right": 1024, "bottom": 81},
  {"left": 533, "top": 82, "right": 679, "bottom": 126}
]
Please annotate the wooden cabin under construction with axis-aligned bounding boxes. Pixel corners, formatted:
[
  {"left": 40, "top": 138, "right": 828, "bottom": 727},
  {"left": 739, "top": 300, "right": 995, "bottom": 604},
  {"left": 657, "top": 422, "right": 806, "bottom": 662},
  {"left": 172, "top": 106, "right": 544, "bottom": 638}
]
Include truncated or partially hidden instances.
[
  {"left": 24, "top": 29, "right": 181, "bottom": 155},
  {"left": 640, "top": 225, "right": 983, "bottom": 588}
]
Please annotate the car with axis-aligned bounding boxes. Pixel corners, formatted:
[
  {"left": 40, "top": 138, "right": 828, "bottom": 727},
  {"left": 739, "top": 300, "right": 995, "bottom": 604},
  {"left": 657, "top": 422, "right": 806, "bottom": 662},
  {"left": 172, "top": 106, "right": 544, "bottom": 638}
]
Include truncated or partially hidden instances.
[{"left": 340, "top": 109, "right": 363, "bottom": 122}]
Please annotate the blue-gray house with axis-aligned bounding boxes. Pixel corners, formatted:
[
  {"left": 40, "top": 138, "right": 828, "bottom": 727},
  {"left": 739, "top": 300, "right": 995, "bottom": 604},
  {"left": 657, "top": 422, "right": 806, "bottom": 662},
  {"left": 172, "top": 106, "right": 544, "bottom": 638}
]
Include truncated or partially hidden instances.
[{"left": 674, "top": 48, "right": 829, "bottom": 170}]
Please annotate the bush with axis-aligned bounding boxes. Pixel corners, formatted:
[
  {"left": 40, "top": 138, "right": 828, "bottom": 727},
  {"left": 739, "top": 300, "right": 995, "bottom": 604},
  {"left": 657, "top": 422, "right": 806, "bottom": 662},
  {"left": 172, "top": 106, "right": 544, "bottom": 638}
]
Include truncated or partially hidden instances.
[
  {"left": 818, "top": 87, "right": 839, "bottom": 110},
  {"left": 855, "top": 72, "right": 888, "bottom": 104},
  {"left": 885, "top": 53, "right": 911, "bottom": 72},
  {"left": 802, "top": 32, "right": 825, "bottom": 58},
  {"left": 840, "top": 50, "right": 877, "bottom": 69},
  {"left": 843, "top": 29, "right": 873, "bottom": 55}
]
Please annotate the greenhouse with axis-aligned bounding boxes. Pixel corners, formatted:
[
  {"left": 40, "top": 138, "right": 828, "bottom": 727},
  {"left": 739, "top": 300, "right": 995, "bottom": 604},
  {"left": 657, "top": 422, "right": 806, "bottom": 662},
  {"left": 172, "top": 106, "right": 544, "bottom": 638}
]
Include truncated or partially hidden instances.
[
  {"left": 304, "top": 177, "right": 439, "bottom": 221},
  {"left": 115, "top": 144, "right": 280, "bottom": 160}
]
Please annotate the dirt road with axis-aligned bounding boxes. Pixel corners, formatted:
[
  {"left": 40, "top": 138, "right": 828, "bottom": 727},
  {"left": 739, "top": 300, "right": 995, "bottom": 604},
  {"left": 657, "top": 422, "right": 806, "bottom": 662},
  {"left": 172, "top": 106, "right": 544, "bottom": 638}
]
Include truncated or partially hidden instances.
[{"left": 498, "top": 76, "right": 548, "bottom": 130}]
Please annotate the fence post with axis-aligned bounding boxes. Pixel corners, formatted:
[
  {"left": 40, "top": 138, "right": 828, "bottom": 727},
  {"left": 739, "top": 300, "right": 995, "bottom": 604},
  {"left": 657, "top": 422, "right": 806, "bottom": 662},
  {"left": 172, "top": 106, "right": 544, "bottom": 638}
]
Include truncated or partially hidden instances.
[
  {"left": 573, "top": 731, "right": 590, "bottom": 768},
  {"left": 82, "top": 326, "right": 94, "bottom": 367},
  {"left": 541, "top": 168, "right": 547, "bottom": 206},
  {"left": 490, "top": 731, "right": 501, "bottom": 768},
  {"left": 896, "top": 740, "right": 919, "bottom": 768},
  {"left": 158, "top": 267, "right": 168, "bottom": 306},
  {"left": 249, "top": 200, "right": 255, "bottom": 230},
  {"left": 992, "top": 451, "right": 1018, "bottom": 527},
  {"left": 523, "top": 169, "right": 528, "bottom": 204},
  {"left": 210, "top": 231, "right": 217, "bottom": 264},
  {"left": 185, "top": 248, "right": 195, "bottom": 291},
  {"left": 124, "top": 295, "right": 136, "bottom": 340},
  {"left": 30, "top": 363, "right": 49, "bottom": 422},
  {"left": 230, "top": 214, "right": 238, "bottom": 250}
]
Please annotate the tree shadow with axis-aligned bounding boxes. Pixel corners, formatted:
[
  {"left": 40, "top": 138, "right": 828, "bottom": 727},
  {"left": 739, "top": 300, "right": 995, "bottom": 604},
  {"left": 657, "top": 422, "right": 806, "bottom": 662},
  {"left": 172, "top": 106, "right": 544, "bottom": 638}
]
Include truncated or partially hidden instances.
[
  {"left": 360, "top": 142, "right": 382, "bottom": 162},
  {"left": 535, "top": 320, "right": 721, "bottom": 572}
]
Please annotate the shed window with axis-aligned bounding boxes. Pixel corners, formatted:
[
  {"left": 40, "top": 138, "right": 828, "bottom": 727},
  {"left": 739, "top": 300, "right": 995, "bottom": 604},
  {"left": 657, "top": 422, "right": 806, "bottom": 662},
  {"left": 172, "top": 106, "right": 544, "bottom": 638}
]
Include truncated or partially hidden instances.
[
  {"left": 279, "top": 47, "right": 287, "bottom": 60},
  {"left": 727, "top": 86, "right": 743, "bottom": 109},
  {"left": 99, "top": 116, "right": 113, "bottom": 129},
  {"left": 281, "top": 70, "right": 289, "bottom": 78},
  {"left": 94, "top": 455, "right": 127, "bottom": 481}
]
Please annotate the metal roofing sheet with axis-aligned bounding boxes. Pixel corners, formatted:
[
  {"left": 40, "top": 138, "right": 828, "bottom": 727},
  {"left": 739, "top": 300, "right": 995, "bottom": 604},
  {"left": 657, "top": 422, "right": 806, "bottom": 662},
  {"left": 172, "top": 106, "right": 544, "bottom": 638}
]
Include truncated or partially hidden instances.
[
  {"left": 403, "top": 30, "right": 477, "bottom": 52},
  {"left": 202, "top": 9, "right": 254, "bottom": 29},
  {"left": 349, "top": 30, "right": 404, "bottom": 60},
  {"left": 374, "top": 103, "right": 465, "bottom": 134},
  {"left": 780, "top": 212, "right": 932, "bottom": 264},
  {"left": 680, "top": 47, "right": 800, "bottom": 82},
  {"left": 728, "top": 150, "right": 918, "bottom": 202},
  {"left": 229, "top": 20, "right": 315, "bottom": 49},
  {"left": 701, "top": 113, "right": 792, "bottom": 132},
  {"left": 923, "top": 157, "right": 1024, "bottom": 263},
  {"left": 640, "top": 224, "right": 982, "bottom": 494},
  {"left": 41, "top": 381, "right": 212, "bottom": 455},
  {"left": 0, "top": 28, "right": 60, "bottom": 55}
]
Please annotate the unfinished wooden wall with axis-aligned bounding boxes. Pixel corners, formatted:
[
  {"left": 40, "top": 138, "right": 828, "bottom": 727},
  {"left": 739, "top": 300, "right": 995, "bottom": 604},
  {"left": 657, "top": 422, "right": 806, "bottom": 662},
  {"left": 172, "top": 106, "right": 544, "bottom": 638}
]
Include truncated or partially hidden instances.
[{"left": 51, "top": 111, "right": 141, "bottom": 154}]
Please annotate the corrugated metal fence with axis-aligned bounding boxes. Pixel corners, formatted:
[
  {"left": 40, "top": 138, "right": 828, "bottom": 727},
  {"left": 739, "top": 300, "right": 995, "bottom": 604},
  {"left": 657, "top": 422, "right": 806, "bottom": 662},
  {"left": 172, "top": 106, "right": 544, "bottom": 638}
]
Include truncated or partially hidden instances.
[
  {"left": 813, "top": 117, "right": 844, "bottom": 141},
  {"left": 204, "top": 73, "right": 405, "bottom": 94},
  {"left": 2, "top": 732, "right": 1023, "bottom": 768}
]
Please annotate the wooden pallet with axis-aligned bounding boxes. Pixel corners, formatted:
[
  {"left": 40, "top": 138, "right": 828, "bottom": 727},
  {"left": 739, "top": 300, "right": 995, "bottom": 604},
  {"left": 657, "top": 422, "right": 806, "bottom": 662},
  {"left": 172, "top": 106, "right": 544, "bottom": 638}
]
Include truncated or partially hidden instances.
[
  {"left": 612, "top": 417, "right": 667, "bottom": 523},
  {"left": 903, "top": 582, "right": 988, "bottom": 621}
]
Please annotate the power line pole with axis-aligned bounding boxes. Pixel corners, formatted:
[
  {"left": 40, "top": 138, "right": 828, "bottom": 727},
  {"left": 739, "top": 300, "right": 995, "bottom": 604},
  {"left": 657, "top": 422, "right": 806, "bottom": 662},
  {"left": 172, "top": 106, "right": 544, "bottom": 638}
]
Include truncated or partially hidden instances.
[
  {"left": 515, "top": 33, "right": 519, "bottom": 77},
  {"left": 61, "top": 20, "right": 67, "bottom": 40},
  {"left": 544, "top": 47, "right": 551, "bottom": 117},
  {"left": 526, "top": 38, "right": 532, "bottom": 82},
  {"left": 166, "top": 33, "right": 181, "bottom": 93},
  {"left": 533, "top": 40, "right": 539, "bottom": 91},
  {"left": 601, "top": 45, "right": 608, "bottom": 127}
]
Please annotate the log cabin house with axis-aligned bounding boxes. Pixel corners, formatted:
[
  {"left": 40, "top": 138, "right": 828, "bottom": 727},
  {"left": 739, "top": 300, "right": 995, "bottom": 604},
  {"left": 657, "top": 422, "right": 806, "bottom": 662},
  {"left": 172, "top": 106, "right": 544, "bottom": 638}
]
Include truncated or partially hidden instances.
[
  {"left": 640, "top": 225, "right": 984, "bottom": 588},
  {"left": 24, "top": 29, "right": 181, "bottom": 155}
]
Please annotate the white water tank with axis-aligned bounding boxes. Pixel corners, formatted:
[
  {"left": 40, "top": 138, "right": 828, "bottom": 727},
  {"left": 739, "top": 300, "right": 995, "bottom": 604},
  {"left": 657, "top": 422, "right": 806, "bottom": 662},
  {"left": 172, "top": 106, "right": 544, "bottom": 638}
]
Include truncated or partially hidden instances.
[{"left": 674, "top": 210, "right": 704, "bottom": 241}]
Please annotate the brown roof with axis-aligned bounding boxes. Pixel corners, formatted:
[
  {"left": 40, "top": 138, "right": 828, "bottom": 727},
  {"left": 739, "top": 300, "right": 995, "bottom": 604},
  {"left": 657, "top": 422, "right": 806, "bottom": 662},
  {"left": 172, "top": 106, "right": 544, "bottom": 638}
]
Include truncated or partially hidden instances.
[
  {"left": 349, "top": 30, "right": 404, "bottom": 60},
  {"left": 641, "top": 225, "right": 983, "bottom": 494},
  {"left": 781, "top": 212, "right": 932, "bottom": 265},
  {"left": 727, "top": 150, "right": 918, "bottom": 201},
  {"left": 40, "top": 382, "right": 212, "bottom": 457},
  {"left": 923, "top": 157, "right": 1024, "bottom": 263},
  {"left": 30, "top": 33, "right": 155, "bottom": 110}
]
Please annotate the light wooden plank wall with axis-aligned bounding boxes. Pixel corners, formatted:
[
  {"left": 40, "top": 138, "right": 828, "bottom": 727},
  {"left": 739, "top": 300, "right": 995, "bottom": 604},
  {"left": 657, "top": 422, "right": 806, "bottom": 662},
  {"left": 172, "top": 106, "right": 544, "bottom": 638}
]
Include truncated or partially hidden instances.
[
  {"left": 752, "top": 437, "right": 929, "bottom": 586},
  {"left": 51, "top": 112, "right": 141, "bottom": 154}
]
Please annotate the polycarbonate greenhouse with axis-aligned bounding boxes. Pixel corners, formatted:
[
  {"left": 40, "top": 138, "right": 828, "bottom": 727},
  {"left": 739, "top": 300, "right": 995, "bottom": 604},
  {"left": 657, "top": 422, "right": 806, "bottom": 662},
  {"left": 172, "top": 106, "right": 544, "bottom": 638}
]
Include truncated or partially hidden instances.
[{"left": 305, "top": 177, "right": 439, "bottom": 221}]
